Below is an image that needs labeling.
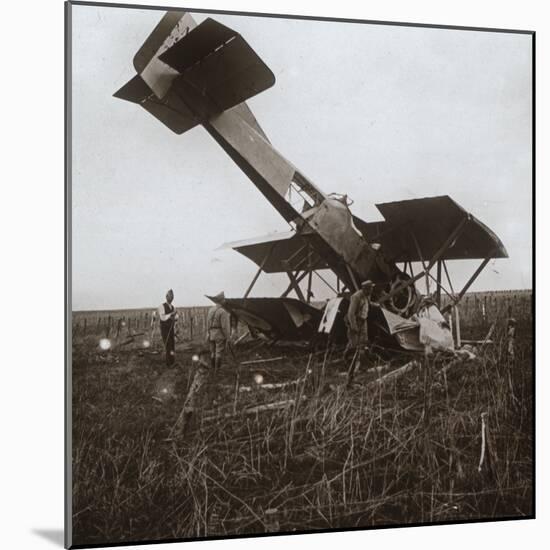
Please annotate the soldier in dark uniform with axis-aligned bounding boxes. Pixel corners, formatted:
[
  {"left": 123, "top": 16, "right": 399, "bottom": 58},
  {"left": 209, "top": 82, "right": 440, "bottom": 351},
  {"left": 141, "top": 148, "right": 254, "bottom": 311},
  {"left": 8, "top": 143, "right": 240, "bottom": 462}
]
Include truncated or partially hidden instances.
[
  {"left": 158, "top": 289, "right": 178, "bottom": 367},
  {"left": 344, "top": 280, "right": 375, "bottom": 385},
  {"left": 344, "top": 281, "right": 374, "bottom": 356}
]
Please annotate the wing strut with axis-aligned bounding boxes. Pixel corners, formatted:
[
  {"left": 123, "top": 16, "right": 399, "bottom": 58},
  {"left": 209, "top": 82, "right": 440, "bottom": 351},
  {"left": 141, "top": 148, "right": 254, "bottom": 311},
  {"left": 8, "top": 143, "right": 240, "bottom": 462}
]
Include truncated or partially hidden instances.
[
  {"left": 243, "top": 243, "right": 276, "bottom": 299},
  {"left": 441, "top": 255, "right": 494, "bottom": 314},
  {"left": 379, "top": 216, "right": 469, "bottom": 306}
]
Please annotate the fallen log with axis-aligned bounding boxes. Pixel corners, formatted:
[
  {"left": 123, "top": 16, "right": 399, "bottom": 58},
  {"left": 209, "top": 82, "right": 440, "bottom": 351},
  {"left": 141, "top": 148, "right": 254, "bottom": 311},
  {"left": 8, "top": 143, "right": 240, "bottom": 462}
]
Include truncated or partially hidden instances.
[
  {"left": 367, "top": 364, "right": 391, "bottom": 374},
  {"left": 240, "top": 356, "right": 284, "bottom": 366},
  {"left": 246, "top": 399, "right": 301, "bottom": 414},
  {"left": 367, "top": 360, "right": 420, "bottom": 387},
  {"left": 257, "top": 381, "right": 299, "bottom": 389},
  {"left": 435, "top": 352, "right": 478, "bottom": 378},
  {"left": 203, "top": 397, "right": 306, "bottom": 421},
  {"left": 222, "top": 380, "right": 301, "bottom": 392}
]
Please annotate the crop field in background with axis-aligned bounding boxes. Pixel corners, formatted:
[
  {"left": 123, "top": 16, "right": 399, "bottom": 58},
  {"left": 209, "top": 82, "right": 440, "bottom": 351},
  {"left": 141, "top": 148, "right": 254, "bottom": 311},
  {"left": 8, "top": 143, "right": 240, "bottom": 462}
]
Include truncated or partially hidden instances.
[
  {"left": 72, "top": 289, "right": 532, "bottom": 344},
  {"left": 71, "top": 290, "right": 533, "bottom": 546}
]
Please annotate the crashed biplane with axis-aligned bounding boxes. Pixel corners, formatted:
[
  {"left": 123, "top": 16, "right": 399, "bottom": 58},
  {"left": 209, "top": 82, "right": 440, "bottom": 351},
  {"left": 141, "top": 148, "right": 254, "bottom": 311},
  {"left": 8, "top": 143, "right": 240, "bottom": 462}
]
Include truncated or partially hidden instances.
[{"left": 114, "top": 11, "right": 507, "bottom": 352}]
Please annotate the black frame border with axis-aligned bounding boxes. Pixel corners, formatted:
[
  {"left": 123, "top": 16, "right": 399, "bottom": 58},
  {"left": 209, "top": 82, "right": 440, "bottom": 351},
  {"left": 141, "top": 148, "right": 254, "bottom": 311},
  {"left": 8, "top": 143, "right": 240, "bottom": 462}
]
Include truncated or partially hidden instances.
[{"left": 64, "top": 1, "right": 536, "bottom": 548}]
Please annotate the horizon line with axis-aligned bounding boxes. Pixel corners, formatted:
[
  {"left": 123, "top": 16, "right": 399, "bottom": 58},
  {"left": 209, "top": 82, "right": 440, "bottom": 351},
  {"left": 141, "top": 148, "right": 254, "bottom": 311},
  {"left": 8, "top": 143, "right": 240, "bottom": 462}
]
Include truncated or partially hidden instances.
[{"left": 72, "top": 287, "right": 533, "bottom": 314}]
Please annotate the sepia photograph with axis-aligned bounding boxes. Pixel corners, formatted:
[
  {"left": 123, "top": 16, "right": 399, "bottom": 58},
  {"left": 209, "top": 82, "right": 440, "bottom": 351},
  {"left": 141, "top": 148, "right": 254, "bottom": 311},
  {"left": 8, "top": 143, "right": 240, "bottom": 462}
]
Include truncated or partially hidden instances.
[{"left": 66, "top": 1, "right": 534, "bottom": 547}]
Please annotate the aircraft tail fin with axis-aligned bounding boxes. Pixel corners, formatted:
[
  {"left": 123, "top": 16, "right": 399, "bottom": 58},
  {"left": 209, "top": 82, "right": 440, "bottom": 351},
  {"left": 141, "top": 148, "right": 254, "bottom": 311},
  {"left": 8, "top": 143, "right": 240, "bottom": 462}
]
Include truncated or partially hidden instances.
[
  {"left": 132, "top": 11, "right": 197, "bottom": 74},
  {"left": 114, "top": 14, "right": 275, "bottom": 137},
  {"left": 158, "top": 18, "right": 276, "bottom": 113}
]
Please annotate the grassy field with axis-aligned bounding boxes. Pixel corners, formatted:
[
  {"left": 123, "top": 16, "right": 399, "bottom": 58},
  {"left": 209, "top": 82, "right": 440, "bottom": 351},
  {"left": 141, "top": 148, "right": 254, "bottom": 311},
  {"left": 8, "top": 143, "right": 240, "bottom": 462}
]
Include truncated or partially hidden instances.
[{"left": 71, "top": 298, "right": 533, "bottom": 546}]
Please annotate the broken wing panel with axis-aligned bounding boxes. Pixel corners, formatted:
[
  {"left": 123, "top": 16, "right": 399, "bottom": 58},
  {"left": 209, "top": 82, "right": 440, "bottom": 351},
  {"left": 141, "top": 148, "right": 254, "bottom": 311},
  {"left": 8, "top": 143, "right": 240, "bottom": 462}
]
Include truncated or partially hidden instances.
[
  {"left": 282, "top": 301, "right": 314, "bottom": 328},
  {"left": 380, "top": 308, "right": 418, "bottom": 335},
  {"left": 318, "top": 297, "right": 343, "bottom": 334},
  {"left": 416, "top": 305, "right": 454, "bottom": 351},
  {"left": 379, "top": 306, "right": 454, "bottom": 352},
  {"left": 206, "top": 296, "right": 323, "bottom": 341},
  {"left": 353, "top": 195, "right": 507, "bottom": 262}
]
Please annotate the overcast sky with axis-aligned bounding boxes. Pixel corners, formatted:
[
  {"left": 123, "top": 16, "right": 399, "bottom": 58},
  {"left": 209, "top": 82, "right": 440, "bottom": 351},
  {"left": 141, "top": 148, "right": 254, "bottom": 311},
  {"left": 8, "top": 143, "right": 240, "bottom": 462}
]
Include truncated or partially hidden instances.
[{"left": 70, "top": 4, "right": 532, "bottom": 311}]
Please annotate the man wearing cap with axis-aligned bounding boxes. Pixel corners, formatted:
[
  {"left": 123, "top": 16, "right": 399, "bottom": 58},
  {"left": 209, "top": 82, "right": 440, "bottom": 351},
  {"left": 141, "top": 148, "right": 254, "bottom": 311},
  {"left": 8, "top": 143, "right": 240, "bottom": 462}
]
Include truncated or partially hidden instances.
[
  {"left": 344, "top": 280, "right": 375, "bottom": 377},
  {"left": 206, "top": 291, "right": 232, "bottom": 371},
  {"left": 158, "top": 289, "right": 178, "bottom": 367}
]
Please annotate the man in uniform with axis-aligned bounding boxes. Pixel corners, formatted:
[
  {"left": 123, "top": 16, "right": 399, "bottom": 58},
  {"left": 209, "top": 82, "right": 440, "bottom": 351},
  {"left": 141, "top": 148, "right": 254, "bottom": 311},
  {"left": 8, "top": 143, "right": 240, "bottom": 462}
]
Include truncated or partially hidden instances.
[
  {"left": 205, "top": 291, "right": 232, "bottom": 371},
  {"left": 344, "top": 280, "right": 375, "bottom": 385},
  {"left": 158, "top": 289, "right": 178, "bottom": 367}
]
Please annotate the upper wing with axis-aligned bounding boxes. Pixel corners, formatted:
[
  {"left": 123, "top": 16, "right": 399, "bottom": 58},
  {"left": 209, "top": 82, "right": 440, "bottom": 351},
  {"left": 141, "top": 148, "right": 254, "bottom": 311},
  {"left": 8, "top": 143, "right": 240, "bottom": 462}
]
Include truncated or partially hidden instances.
[
  {"left": 219, "top": 231, "right": 329, "bottom": 273},
  {"left": 352, "top": 195, "right": 508, "bottom": 263}
]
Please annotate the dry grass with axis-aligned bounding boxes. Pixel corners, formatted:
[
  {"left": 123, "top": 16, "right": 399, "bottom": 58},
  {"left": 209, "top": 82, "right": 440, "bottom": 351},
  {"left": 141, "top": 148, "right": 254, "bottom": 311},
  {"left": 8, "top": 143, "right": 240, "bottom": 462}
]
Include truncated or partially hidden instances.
[{"left": 71, "top": 320, "right": 533, "bottom": 546}]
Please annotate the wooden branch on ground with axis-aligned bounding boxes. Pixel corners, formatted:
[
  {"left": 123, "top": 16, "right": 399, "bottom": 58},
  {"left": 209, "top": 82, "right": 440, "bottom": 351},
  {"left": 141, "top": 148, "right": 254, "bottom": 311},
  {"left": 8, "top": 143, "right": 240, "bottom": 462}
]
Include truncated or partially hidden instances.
[
  {"left": 203, "top": 397, "right": 306, "bottom": 421},
  {"left": 233, "top": 331, "right": 250, "bottom": 345},
  {"left": 222, "top": 380, "right": 301, "bottom": 392},
  {"left": 240, "top": 356, "right": 284, "bottom": 366},
  {"left": 367, "top": 360, "right": 420, "bottom": 387}
]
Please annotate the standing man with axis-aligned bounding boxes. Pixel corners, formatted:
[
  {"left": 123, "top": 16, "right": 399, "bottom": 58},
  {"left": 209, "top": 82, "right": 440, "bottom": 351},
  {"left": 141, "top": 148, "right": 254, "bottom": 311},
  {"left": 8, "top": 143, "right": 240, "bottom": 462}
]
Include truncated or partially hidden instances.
[
  {"left": 206, "top": 291, "right": 232, "bottom": 372},
  {"left": 344, "top": 280, "right": 375, "bottom": 385},
  {"left": 158, "top": 289, "right": 178, "bottom": 367}
]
